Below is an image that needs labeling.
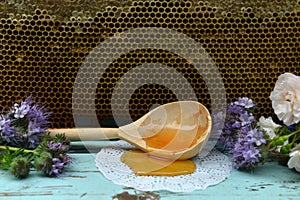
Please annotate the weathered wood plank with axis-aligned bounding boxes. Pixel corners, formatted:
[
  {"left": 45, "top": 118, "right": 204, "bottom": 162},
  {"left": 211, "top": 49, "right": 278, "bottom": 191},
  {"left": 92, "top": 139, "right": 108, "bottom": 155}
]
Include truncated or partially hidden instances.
[{"left": 0, "top": 151, "right": 299, "bottom": 200}]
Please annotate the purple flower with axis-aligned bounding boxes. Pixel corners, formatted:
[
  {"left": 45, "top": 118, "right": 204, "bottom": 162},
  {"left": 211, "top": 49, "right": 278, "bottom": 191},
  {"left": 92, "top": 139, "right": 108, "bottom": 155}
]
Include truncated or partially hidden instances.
[
  {"left": 28, "top": 121, "right": 42, "bottom": 134},
  {"left": 27, "top": 104, "right": 51, "bottom": 132},
  {"left": 34, "top": 142, "right": 72, "bottom": 177},
  {"left": 12, "top": 102, "right": 30, "bottom": 119},
  {"left": 227, "top": 103, "right": 244, "bottom": 115},
  {"left": 0, "top": 115, "right": 14, "bottom": 135},
  {"left": 216, "top": 97, "right": 265, "bottom": 164},
  {"left": 48, "top": 158, "right": 65, "bottom": 176},
  {"left": 60, "top": 154, "right": 73, "bottom": 166},
  {"left": 0, "top": 97, "right": 52, "bottom": 149},
  {"left": 234, "top": 97, "right": 255, "bottom": 109},
  {"left": 242, "top": 148, "right": 260, "bottom": 162},
  {"left": 239, "top": 112, "right": 255, "bottom": 127},
  {"left": 47, "top": 154, "right": 73, "bottom": 176},
  {"left": 217, "top": 98, "right": 256, "bottom": 153},
  {"left": 251, "top": 129, "right": 266, "bottom": 146},
  {"left": 231, "top": 121, "right": 241, "bottom": 128},
  {"left": 48, "top": 141, "right": 63, "bottom": 152},
  {"left": 216, "top": 97, "right": 268, "bottom": 170},
  {"left": 232, "top": 128, "right": 266, "bottom": 170},
  {"left": 47, "top": 141, "right": 69, "bottom": 153}
]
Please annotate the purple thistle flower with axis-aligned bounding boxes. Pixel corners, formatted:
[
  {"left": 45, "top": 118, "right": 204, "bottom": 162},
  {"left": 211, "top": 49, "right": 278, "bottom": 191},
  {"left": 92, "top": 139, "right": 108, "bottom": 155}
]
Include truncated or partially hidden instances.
[
  {"left": 34, "top": 141, "right": 72, "bottom": 177},
  {"left": 0, "top": 115, "right": 15, "bottom": 143}
]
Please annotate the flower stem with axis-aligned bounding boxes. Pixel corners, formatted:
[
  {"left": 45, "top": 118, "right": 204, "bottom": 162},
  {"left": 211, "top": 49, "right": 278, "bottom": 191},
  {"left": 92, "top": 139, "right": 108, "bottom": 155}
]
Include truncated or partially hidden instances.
[
  {"left": 0, "top": 145, "right": 35, "bottom": 154},
  {"left": 285, "top": 129, "right": 300, "bottom": 148},
  {"left": 291, "top": 134, "right": 300, "bottom": 145}
]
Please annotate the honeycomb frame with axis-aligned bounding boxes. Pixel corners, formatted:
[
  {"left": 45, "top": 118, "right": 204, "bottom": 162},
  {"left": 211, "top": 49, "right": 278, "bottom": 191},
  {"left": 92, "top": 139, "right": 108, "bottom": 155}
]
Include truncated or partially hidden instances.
[{"left": 0, "top": 0, "right": 299, "bottom": 128}]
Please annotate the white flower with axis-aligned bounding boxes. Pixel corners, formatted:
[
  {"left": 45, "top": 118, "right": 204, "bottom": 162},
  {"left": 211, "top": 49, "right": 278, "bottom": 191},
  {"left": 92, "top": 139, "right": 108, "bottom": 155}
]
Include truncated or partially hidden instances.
[
  {"left": 270, "top": 73, "right": 300, "bottom": 126},
  {"left": 287, "top": 146, "right": 300, "bottom": 172},
  {"left": 257, "top": 116, "right": 281, "bottom": 139}
]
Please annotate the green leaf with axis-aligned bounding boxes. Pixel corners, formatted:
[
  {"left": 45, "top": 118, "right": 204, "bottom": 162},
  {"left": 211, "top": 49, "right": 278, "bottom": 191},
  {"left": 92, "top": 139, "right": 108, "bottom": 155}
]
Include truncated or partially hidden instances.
[
  {"left": 53, "top": 133, "right": 70, "bottom": 145},
  {"left": 0, "top": 147, "right": 14, "bottom": 169},
  {"left": 0, "top": 146, "right": 34, "bottom": 170}
]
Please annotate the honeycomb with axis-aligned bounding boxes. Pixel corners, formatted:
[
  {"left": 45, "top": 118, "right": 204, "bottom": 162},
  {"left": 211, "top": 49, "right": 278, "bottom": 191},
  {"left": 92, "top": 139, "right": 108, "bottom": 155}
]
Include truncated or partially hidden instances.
[{"left": 0, "top": 0, "right": 300, "bottom": 128}]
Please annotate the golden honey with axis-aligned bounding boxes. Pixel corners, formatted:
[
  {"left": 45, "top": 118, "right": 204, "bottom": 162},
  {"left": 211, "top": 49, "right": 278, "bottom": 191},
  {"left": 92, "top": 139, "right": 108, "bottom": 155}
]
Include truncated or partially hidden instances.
[
  {"left": 144, "top": 127, "right": 200, "bottom": 152},
  {"left": 121, "top": 150, "right": 196, "bottom": 176},
  {"left": 121, "top": 121, "right": 200, "bottom": 176}
]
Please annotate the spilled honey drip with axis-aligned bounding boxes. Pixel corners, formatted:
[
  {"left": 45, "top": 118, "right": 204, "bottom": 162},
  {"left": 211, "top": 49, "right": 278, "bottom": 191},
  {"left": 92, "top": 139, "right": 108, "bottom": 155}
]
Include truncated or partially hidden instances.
[{"left": 121, "top": 150, "right": 196, "bottom": 176}]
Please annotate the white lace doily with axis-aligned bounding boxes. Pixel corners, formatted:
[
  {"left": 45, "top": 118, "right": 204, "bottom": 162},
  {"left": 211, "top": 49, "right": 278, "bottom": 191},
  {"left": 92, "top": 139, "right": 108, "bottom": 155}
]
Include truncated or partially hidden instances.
[{"left": 95, "top": 141, "right": 232, "bottom": 192}]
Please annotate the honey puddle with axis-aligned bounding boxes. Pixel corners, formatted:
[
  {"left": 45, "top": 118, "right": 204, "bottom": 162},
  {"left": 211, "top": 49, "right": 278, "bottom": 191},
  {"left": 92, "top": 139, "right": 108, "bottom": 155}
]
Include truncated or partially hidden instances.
[{"left": 121, "top": 150, "right": 196, "bottom": 176}]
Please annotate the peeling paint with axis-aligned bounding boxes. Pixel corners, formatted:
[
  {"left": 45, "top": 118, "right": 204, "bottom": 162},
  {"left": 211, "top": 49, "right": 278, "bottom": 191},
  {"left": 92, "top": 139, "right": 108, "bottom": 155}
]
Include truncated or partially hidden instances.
[{"left": 112, "top": 191, "right": 160, "bottom": 200}]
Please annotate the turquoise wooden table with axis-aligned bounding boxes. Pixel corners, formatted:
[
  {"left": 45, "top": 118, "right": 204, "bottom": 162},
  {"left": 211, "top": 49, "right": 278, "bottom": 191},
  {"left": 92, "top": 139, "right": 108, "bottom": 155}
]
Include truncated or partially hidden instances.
[{"left": 0, "top": 141, "right": 299, "bottom": 200}]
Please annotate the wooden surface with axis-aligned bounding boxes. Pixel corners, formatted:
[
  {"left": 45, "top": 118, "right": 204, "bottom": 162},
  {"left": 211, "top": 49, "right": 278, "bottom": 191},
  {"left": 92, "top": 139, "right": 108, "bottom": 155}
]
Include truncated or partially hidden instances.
[{"left": 0, "top": 141, "right": 300, "bottom": 200}]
